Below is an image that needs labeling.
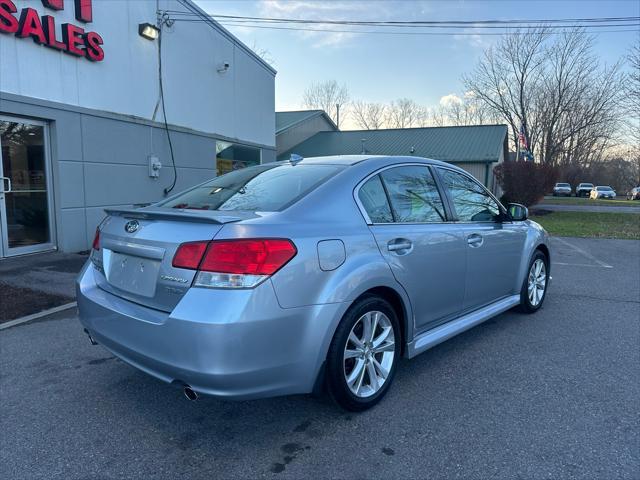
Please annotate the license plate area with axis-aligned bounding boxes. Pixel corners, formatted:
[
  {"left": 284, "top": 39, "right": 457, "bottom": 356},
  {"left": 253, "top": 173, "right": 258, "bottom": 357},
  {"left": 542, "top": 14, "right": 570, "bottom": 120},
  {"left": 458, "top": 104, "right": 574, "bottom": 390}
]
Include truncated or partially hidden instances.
[{"left": 104, "top": 249, "right": 161, "bottom": 298}]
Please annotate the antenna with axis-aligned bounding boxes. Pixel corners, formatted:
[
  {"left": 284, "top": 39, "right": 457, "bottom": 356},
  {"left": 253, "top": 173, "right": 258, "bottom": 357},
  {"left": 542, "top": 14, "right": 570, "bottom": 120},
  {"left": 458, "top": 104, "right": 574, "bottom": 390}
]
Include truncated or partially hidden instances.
[{"left": 289, "top": 153, "right": 303, "bottom": 165}]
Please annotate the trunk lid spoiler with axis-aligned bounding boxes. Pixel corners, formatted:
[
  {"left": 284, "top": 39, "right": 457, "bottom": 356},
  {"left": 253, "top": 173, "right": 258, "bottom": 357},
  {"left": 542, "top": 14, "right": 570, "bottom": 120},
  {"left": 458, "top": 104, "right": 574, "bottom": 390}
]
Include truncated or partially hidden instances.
[{"left": 104, "top": 207, "right": 247, "bottom": 224}]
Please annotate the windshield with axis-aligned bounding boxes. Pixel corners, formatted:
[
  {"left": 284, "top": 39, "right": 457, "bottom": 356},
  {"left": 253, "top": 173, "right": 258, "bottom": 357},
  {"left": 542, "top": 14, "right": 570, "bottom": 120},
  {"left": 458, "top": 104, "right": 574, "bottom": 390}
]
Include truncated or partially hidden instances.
[
  {"left": 159, "top": 163, "right": 343, "bottom": 212},
  {"left": 556, "top": 183, "right": 570, "bottom": 187},
  {"left": 597, "top": 186, "right": 612, "bottom": 191},
  {"left": 581, "top": 183, "right": 594, "bottom": 188}
]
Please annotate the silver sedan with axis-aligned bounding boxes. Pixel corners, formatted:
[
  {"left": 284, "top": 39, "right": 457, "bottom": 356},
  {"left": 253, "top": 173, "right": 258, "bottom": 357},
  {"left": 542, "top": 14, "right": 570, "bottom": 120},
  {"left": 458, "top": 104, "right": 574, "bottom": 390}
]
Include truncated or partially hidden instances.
[{"left": 77, "top": 155, "right": 551, "bottom": 411}]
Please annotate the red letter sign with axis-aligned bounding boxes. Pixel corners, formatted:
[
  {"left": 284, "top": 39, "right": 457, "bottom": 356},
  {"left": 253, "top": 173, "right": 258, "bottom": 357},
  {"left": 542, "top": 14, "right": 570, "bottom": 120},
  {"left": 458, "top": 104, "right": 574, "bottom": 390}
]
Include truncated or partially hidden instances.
[
  {"left": 0, "top": 0, "right": 19, "bottom": 34},
  {"left": 74, "top": 0, "right": 91, "bottom": 23},
  {"left": 16, "top": 8, "right": 47, "bottom": 44},
  {"left": 41, "top": 0, "right": 64, "bottom": 10}
]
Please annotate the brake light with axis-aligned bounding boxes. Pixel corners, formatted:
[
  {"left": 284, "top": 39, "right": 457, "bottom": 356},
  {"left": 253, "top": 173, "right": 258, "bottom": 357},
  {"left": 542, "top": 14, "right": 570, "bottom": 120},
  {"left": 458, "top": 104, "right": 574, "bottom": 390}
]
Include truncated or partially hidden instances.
[
  {"left": 172, "top": 239, "right": 297, "bottom": 289},
  {"left": 200, "top": 239, "right": 297, "bottom": 275},
  {"left": 92, "top": 228, "right": 100, "bottom": 251},
  {"left": 172, "top": 241, "right": 209, "bottom": 269}
]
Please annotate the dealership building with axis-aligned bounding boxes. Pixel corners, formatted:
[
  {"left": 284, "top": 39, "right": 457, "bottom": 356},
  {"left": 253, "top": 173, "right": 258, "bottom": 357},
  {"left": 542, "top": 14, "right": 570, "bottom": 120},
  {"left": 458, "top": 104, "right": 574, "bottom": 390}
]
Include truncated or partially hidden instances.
[{"left": 0, "top": 0, "right": 275, "bottom": 258}]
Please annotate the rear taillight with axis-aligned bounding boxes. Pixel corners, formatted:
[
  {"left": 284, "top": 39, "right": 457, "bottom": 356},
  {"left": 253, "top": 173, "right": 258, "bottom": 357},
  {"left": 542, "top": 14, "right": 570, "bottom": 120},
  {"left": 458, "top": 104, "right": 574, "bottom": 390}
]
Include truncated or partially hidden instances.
[
  {"left": 172, "top": 239, "right": 297, "bottom": 289},
  {"left": 92, "top": 228, "right": 100, "bottom": 251},
  {"left": 172, "top": 241, "right": 209, "bottom": 269}
]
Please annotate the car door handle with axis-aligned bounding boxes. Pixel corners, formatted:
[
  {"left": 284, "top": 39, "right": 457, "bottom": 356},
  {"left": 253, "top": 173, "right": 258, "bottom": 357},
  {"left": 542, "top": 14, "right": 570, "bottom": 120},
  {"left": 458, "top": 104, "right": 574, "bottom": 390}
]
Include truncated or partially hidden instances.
[
  {"left": 467, "top": 233, "right": 483, "bottom": 248},
  {"left": 0, "top": 177, "right": 10, "bottom": 193},
  {"left": 387, "top": 239, "right": 413, "bottom": 253}
]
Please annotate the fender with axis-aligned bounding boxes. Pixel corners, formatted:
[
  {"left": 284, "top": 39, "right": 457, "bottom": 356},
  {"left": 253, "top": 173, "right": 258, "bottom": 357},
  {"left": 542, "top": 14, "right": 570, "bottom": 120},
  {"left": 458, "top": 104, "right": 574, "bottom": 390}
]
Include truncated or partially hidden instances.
[{"left": 513, "top": 220, "right": 551, "bottom": 292}]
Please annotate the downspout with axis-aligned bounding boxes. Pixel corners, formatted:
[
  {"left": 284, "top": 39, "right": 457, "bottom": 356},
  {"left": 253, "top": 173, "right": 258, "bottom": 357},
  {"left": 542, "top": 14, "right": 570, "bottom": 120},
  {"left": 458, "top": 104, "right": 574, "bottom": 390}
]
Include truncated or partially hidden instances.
[{"left": 484, "top": 162, "right": 490, "bottom": 189}]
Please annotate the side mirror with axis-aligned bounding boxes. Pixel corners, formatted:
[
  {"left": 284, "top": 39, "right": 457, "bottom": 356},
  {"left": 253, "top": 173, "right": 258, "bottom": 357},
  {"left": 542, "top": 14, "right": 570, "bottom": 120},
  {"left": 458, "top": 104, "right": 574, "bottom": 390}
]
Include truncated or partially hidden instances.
[{"left": 507, "top": 203, "right": 528, "bottom": 221}]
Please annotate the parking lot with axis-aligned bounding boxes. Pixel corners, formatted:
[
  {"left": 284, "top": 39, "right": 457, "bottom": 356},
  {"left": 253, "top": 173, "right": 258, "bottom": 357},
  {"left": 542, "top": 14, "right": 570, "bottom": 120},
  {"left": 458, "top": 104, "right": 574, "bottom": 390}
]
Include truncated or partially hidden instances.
[{"left": 1, "top": 236, "right": 638, "bottom": 479}]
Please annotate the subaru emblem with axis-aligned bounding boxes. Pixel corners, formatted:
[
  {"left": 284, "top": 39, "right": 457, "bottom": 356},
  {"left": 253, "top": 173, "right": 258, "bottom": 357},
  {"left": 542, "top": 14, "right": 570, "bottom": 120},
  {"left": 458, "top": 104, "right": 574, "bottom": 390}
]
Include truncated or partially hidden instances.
[{"left": 124, "top": 220, "right": 139, "bottom": 233}]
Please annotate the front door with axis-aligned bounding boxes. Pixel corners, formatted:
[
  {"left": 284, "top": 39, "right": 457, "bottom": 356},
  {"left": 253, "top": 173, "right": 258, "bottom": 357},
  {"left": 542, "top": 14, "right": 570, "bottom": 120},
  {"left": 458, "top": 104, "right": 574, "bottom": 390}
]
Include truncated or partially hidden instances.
[
  {"left": 357, "top": 165, "right": 467, "bottom": 333},
  {"left": 0, "top": 116, "right": 55, "bottom": 258},
  {"left": 435, "top": 167, "right": 526, "bottom": 310}
]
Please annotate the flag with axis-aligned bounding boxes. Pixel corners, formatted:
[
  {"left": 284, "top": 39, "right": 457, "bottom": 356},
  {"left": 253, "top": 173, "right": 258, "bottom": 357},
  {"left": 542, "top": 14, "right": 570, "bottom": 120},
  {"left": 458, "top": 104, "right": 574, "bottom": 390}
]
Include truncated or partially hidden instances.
[{"left": 518, "top": 124, "right": 528, "bottom": 150}]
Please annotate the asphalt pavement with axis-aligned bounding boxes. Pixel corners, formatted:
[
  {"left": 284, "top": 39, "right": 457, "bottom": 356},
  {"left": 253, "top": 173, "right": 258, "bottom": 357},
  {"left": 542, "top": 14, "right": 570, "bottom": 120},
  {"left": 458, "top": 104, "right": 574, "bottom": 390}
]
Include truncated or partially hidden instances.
[{"left": 1, "top": 237, "right": 638, "bottom": 479}]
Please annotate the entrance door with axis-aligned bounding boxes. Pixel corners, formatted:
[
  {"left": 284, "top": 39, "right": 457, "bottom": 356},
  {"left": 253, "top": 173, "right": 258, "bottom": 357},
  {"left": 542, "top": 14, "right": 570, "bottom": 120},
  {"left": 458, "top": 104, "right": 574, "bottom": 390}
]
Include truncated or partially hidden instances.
[{"left": 0, "top": 116, "right": 55, "bottom": 258}]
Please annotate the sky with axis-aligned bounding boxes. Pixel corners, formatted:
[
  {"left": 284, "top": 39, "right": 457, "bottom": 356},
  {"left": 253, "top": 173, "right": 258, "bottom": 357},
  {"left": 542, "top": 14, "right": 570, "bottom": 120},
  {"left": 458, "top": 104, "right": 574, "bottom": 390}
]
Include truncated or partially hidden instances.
[{"left": 194, "top": 0, "right": 640, "bottom": 126}]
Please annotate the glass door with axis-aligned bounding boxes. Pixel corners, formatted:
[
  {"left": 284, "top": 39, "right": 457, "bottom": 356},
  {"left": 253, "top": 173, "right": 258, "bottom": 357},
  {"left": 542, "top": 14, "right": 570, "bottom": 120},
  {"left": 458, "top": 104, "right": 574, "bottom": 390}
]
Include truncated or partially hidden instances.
[{"left": 0, "top": 116, "right": 56, "bottom": 257}]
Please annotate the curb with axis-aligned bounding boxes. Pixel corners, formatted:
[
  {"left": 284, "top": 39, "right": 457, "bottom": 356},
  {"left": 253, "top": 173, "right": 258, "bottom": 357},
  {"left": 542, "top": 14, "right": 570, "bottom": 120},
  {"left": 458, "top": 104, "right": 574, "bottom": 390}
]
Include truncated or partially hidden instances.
[{"left": 0, "top": 302, "right": 77, "bottom": 331}]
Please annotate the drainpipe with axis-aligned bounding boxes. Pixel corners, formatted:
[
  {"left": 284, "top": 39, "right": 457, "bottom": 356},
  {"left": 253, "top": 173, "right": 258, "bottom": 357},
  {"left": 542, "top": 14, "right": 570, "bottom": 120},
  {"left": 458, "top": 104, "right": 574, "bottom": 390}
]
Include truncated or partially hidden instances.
[{"left": 484, "top": 163, "right": 490, "bottom": 189}]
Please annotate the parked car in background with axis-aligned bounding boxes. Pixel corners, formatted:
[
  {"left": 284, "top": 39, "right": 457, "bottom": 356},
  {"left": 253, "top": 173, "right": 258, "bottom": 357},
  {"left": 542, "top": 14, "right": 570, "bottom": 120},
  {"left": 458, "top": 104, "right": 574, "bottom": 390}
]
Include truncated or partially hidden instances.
[
  {"left": 576, "top": 183, "right": 594, "bottom": 197},
  {"left": 590, "top": 186, "right": 616, "bottom": 199},
  {"left": 77, "top": 155, "right": 551, "bottom": 411},
  {"left": 627, "top": 187, "right": 640, "bottom": 201},
  {"left": 552, "top": 183, "right": 572, "bottom": 197}
]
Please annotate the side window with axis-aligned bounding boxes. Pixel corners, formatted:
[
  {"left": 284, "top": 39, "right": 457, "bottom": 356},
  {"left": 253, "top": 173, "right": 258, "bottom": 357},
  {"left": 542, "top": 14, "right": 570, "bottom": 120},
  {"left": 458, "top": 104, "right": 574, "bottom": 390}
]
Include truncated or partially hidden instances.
[
  {"left": 358, "top": 175, "right": 393, "bottom": 223},
  {"left": 437, "top": 168, "right": 500, "bottom": 222},
  {"left": 380, "top": 166, "right": 446, "bottom": 223}
]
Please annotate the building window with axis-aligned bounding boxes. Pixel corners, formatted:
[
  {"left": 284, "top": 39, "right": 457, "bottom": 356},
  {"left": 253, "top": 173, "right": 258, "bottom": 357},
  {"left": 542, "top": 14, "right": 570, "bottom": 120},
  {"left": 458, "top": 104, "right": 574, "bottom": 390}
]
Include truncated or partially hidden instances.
[{"left": 216, "top": 141, "right": 261, "bottom": 176}]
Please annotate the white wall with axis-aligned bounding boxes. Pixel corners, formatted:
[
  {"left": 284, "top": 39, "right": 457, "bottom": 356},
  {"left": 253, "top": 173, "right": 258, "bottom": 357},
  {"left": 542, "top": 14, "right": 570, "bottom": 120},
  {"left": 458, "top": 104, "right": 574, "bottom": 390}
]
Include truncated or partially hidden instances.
[{"left": 0, "top": 0, "right": 275, "bottom": 148}]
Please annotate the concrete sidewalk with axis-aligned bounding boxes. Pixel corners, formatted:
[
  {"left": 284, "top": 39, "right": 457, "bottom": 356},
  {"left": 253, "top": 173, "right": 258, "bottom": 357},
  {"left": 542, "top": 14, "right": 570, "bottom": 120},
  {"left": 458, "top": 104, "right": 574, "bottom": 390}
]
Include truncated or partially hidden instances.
[{"left": 0, "top": 251, "right": 87, "bottom": 321}]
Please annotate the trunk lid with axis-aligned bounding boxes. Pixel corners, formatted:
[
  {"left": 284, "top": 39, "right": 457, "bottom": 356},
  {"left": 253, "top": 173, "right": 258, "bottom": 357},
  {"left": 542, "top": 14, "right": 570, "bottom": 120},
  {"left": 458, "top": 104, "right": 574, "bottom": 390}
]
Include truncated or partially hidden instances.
[{"left": 91, "top": 207, "right": 255, "bottom": 312}]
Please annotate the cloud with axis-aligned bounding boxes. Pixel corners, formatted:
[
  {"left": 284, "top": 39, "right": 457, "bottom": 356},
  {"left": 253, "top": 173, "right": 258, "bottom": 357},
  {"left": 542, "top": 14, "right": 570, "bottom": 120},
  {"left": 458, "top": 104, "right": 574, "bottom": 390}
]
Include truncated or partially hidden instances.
[
  {"left": 257, "top": 0, "right": 434, "bottom": 49},
  {"left": 439, "top": 94, "right": 462, "bottom": 107}
]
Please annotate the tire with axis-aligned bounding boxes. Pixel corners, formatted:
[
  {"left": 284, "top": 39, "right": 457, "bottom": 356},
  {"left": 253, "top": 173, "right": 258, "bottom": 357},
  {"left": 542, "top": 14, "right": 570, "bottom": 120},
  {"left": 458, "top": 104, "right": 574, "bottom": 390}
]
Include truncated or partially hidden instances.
[
  {"left": 326, "top": 295, "right": 401, "bottom": 411},
  {"left": 517, "top": 250, "right": 549, "bottom": 313}
]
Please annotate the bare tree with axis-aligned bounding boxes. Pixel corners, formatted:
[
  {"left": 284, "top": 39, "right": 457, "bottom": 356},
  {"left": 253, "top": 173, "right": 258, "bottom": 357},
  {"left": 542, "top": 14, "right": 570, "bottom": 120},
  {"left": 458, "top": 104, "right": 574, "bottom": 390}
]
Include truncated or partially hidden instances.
[
  {"left": 250, "top": 40, "right": 275, "bottom": 67},
  {"left": 430, "top": 93, "right": 500, "bottom": 127},
  {"left": 386, "top": 98, "right": 426, "bottom": 128},
  {"left": 464, "top": 28, "right": 623, "bottom": 166},
  {"left": 351, "top": 101, "right": 387, "bottom": 129},
  {"left": 302, "top": 80, "right": 350, "bottom": 128},
  {"left": 626, "top": 41, "right": 640, "bottom": 117}
]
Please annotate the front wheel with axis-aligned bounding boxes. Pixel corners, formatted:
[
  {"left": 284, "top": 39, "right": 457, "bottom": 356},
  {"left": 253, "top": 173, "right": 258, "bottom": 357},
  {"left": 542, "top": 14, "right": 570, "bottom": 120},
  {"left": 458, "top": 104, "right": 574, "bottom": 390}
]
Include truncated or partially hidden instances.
[
  {"left": 518, "top": 251, "right": 549, "bottom": 313},
  {"left": 326, "top": 296, "right": 401, "bottom": 411}
]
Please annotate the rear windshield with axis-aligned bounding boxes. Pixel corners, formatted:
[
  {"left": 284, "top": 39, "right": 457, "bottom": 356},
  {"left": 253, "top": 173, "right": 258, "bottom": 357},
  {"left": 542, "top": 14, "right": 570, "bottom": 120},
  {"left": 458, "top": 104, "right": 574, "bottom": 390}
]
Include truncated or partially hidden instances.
[{"left": 159, "top": 163, "right": 343, "bottom": 212}]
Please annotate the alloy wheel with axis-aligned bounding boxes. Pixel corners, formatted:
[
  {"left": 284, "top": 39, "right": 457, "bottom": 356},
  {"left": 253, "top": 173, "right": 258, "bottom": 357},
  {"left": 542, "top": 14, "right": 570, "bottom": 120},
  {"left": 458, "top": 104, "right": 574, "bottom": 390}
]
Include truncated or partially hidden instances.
[
  {"left": 343, "top": 311, "right": 395, "bottom": 398},
  {"left": 527, "top": 258, "right": 547, "bottom": 306}
]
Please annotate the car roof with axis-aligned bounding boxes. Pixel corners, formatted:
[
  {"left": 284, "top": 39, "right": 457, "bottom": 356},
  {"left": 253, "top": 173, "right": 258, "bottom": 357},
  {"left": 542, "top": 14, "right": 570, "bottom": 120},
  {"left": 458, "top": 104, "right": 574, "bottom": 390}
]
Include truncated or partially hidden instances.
[{"left": 286, "top": 154, "right": 454, "bottom": 168}]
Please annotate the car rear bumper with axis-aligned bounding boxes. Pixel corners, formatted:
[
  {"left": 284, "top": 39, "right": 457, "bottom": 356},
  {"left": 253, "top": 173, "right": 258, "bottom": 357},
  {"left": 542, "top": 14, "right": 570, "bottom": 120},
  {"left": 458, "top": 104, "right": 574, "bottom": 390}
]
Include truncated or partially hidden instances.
[{"left": 77, "top": 262, "right": 346, "bottom": 400}]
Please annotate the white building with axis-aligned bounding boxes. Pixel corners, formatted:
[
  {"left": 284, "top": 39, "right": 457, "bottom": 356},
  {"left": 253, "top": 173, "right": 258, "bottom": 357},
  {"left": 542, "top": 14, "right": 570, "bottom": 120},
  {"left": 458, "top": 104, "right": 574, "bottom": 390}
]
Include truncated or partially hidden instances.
[{"left": 0, "top": 0, "right": 276, "bottom": 258}]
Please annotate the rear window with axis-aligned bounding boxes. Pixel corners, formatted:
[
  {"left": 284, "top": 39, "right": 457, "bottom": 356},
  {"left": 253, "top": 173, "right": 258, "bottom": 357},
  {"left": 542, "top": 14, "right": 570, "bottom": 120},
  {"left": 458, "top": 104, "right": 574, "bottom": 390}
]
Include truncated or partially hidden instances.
[{"left": 159, "top": 163, "right": 342, "bottom": 212}]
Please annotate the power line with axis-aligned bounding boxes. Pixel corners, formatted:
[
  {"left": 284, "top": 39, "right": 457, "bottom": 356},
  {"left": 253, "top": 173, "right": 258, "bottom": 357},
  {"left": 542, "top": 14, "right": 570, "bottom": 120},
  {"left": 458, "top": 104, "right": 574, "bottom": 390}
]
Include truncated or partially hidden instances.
[
  {"left": 164, "top": 11, "right": 639, "bottom": 26},
  {"left": 163, "top": 11, "right": 640, "bottom": 35},
  {"left": 168, "top": 19, "right": 640, "bottom": 36}
]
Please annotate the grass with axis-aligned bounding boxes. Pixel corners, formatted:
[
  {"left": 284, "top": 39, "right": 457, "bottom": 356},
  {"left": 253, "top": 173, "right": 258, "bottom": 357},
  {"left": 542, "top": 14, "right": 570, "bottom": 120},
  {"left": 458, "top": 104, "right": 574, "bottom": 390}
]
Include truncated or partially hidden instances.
[
  {"left": 541, "top": 196, "right": 640, "bottom": 207},
  {"left": 530, "top": 211, "right": 640, "bottom": 240}
]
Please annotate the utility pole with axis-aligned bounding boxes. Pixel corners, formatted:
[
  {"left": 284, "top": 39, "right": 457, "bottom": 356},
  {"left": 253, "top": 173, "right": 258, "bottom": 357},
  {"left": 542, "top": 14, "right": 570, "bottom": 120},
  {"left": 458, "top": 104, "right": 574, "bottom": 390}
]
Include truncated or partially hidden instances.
[{"left": 336, "top": 103, "right": 340, "bottom": 129}]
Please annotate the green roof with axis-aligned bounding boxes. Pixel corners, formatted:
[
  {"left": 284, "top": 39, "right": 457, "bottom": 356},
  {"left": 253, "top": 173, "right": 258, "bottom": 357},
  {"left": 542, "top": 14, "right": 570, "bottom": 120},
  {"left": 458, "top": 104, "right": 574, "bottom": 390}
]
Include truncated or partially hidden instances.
[
  {"left": 276, "top": 110, "right": 336, "bottom": 134},
  {"left": 278, "top": 124, "right": 508, "bottom": 163}
]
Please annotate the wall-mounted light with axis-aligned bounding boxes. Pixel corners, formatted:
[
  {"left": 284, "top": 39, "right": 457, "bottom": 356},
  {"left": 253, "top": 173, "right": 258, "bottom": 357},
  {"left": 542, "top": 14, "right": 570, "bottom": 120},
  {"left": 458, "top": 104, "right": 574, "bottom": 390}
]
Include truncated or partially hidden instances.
[{"left": 138, "top": 23, "right": 160, "bottom": 41}]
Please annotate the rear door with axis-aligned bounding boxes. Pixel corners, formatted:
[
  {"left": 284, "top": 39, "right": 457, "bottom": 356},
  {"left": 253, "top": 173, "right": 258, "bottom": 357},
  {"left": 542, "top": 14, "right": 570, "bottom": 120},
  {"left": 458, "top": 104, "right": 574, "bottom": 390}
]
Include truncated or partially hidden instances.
[
  {"left": 435, "top": 167, "right": 527, "bottom": 311},
  {"left": 357, "top": 164, "right": 466, "bottom": 332}
]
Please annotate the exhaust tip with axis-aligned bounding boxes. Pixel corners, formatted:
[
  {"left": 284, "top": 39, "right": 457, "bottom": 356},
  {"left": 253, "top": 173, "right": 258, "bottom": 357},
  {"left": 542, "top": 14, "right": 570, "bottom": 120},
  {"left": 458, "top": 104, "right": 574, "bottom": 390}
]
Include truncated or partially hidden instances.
[
  {"left": 84, "top": 328, "right": 98, "bottom": 346},
  {"left": 183, "top": 386, "right": 198, "bottom": 401}
]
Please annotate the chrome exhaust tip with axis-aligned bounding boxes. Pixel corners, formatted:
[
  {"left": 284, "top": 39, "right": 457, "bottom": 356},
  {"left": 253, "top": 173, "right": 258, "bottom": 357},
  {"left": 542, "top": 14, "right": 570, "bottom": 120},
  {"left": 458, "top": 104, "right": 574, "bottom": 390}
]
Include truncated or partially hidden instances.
[
  {"left": 84, "top": 328, "right": 98, "bottom": 346},
  {"left": 183, "top": 386, "right": 198, "bottom": 401}
]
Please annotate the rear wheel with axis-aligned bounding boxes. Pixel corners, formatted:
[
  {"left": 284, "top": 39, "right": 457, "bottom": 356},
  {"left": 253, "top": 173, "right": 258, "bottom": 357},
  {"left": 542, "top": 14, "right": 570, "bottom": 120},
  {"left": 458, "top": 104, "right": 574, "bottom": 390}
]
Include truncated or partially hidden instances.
[
  {"left": 326, "top": 296, "right": 400, "bottom": 411},
  {"left": 518, "top": 250, "right": 549, "bottom": 313}
]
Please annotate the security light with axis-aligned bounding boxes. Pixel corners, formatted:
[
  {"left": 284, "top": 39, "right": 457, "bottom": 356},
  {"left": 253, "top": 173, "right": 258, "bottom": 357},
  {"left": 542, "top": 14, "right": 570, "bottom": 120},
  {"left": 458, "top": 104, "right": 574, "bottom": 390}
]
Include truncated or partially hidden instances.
[{"left": 138, "top": 23, "right": 160, "bottom": 41}]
